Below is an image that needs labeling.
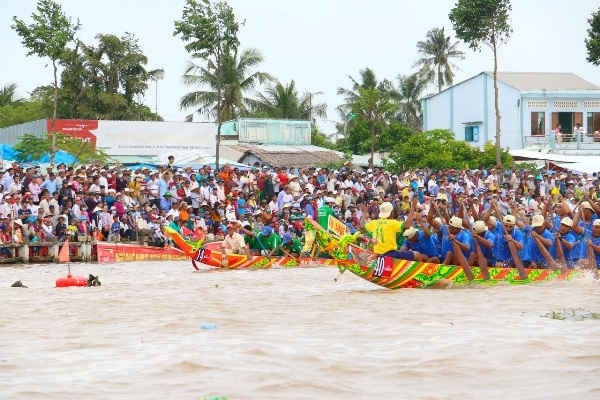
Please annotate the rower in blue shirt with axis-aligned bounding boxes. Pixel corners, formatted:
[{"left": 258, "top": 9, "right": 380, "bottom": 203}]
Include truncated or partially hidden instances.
[
  {"left": 555, "top": 216, "right": 579, "bottom": 268},
  {"left": 523, "top": 214, "right": 556, "bottom": 268}
]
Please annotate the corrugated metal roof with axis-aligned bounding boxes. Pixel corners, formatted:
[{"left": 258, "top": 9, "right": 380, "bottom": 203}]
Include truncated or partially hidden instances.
[
  {"left": 227, "top": 144, "right": 344, "bottom": 168},
  {"left": 489, "top": 72, "right": 600, "bottom": 91}
]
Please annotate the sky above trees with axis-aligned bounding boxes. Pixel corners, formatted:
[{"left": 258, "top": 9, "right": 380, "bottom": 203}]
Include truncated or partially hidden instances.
[{"left": 3, "top": 0, "right": 598, "bottom": 133}]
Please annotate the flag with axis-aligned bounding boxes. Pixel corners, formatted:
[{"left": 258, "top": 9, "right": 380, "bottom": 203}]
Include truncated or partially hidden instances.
[{"left": 58, "top": 239, "right": 70, "bottom": 263}]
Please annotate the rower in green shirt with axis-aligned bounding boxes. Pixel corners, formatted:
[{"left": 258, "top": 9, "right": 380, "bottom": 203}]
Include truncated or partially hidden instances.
[
  {"left": 255, "top": 225, "right": 283, "bottom": 256},
  {"left": 317, "top": 197, "right": 336, "bottom": 229}
]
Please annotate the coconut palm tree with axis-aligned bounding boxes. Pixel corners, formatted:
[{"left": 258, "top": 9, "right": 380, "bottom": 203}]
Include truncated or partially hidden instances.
[
  {"left": 253, "top": 80, "right": 327, "bottom": 121},
  {"left": 337, "top": 68, "right": 398, "bottom": 167},
  {"left": 180, "top": 47, "right": 272, "bottom": 122},
  {"left": 415, "top": 27, "right": 465, "bottom": 93},
  {"left": 0, "top": 83, "right": 23, "bottom": 106},
  {"left": 395, "top": 72, "right": 429, "bottom": 130},
  {"left": 337, "top": 67, "right": 380, "bottom": 106}
]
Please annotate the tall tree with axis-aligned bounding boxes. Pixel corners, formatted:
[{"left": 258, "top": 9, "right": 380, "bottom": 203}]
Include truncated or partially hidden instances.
[
  {"left": 12, "top": 0, "right": 80, "bottom": 167},
  {"left": 415, "top": 27, "right": 465, "bottom": 93},
  {"left": 253, "top": 80, "right": 327, "bottom": 121},
  {"left": 180, "top": 47, "right": 271, "bottom": 122},
  {"left": 395, "top": 72, "right": 429, "bottom": 130},
  {"left": 450, "top": 0, "right": 512, "bottom": 169},
  {"left": 174, "top": 0, "right": 241, "bottom": 169},
  {"left": 0, "top": 83, "right": 23, "bottom": 106},
  {"left": 58, "top": 33, "right": 160, "bottom": 120},
  {"left": 338, "top": 68, "right": 397, "bottom": 166},
  {"left": 353, "top": 87, "right": 398, "bottom": 168},
  {"left": 586, "top": 7, "right": 600, "bottom": 66}
]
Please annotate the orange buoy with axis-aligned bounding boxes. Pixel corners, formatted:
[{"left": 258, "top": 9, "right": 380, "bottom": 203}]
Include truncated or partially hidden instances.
[{"left": 55, "top": 275, "right": 88, "bottom": 288}]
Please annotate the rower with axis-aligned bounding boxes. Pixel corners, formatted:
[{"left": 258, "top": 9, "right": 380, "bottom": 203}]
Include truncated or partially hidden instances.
[
  {"left": 441, "top": 216, "right": 473, "bottom": 265},
  {"left": 363, "top": 201, "right": 409, "bottom": 259},
  {"left": 523, "top": 214, "right": 556, "bottom": 268},
  {"left": 469, "top": 220, "right": 496, "bottom": 267},
  {"left": 494, "top": 214, "right": 525, "bottom": 267},
  {"left": 400, "top": 226, "right": 440, "bottom": 263}
]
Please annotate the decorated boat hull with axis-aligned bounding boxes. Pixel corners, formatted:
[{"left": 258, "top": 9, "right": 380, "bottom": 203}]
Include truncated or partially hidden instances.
[
  {"left": 193, "top": 247, "right": 340, "bottom": 270},
  {"left": 303, "top": 218, "right": 580, "bottom": 289},
  {"left": 163, "top": 225, "right": 339, "bottom": 270},
  {"left": 336, "top": 244, "right": 578, "bottom": 289}
]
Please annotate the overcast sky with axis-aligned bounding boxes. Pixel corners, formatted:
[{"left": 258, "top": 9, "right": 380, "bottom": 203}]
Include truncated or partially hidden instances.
[{"left": 2, "top": 0, "right": 599, "bottom": 133}]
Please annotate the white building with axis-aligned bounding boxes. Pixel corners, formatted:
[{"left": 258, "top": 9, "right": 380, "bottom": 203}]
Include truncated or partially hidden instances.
[{"left": 422, "top": 72, "right": 600, "bottom": 154}]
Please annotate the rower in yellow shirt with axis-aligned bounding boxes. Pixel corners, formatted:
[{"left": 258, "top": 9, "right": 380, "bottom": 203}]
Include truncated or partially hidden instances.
[{"left": 364, "top": 201, "right": 412, "bottom": 259}]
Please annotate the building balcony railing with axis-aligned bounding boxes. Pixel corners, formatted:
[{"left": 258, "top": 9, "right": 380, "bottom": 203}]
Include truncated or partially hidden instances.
[{"left": 524, "top": 132, "right": 600, "bottom": 152}]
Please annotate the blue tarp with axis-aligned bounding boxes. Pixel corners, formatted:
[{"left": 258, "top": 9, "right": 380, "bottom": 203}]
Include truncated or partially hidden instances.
[
  {"left": 0, "top": 144, "right": 77, "bottom": 164},
  {"left": 38, "top": 150, "right": 77, "bottom": 165},
  {"left": 0, "top": 144, "right": 17, "bottom": 160}
]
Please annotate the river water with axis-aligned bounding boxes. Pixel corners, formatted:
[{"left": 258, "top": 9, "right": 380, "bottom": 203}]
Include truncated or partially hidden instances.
[{"left": 1, "top": 261, "right": 599, "bottom": 400}]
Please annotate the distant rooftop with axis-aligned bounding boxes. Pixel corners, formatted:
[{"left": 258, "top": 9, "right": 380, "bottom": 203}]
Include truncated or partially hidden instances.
[{"left": 487, "top": 72, "right": 600, "bottom": 91}]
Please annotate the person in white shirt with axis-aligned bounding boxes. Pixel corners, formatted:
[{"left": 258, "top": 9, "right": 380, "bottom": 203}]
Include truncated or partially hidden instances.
[
  {"left": 98, "top": 171, "right": 109, "bottom": 189},
  {"left": 221, "top": 222, "right": 248, "bottom": 255},
  {"left": 574, "top": 122, "right": 585, "bottom": 142}
]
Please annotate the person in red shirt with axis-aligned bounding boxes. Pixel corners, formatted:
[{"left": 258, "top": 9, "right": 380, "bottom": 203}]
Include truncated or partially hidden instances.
[{"left": 277, "top": 169, "right": 289, "bottom": 188}]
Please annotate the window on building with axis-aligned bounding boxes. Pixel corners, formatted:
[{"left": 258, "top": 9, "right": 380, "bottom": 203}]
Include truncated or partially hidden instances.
[
  {"left": 530, "top": 112, "right": 545, "bottom": 136},
  {"left": 464, "top": 125, "right": 479, "bottom": 142},
  {"left": 587, "top": 112, "right": 600, "bottom": 135}
]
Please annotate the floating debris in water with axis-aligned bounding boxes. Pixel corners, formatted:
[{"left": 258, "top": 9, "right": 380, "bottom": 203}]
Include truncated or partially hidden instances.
[
  {"left": 11, "top": 281, "right": 28, "bottom": 288},
  {"left": 201, "top": 322, "right": 218, "bottom": 330},
  {"left": 541, "top": 308, "right": 600, "bottom": 321},
  {"left": 201, "top": 397, "right": 227, "bottom": 400}
]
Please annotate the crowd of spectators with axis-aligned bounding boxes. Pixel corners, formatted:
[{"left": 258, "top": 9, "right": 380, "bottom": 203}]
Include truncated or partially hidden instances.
[{"left": 1, "top": 156, "right": 599, "bottom": 267}]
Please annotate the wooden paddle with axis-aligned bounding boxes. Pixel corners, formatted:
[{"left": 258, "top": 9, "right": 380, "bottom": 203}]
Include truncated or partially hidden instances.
[
  {"left": 531, "top": 232, "right": 562, "bottom": 270},
  {"left": 504, "top": 228, "right": 528, "bottom": 280},
  {"left": 553, "top": 233, "right": 568, "bottom": 269},
  {"left": 450, "top": 238, "right": 474, "bottom": 281},
  {"left": 586, "top": 239, "right": 599, "bottom": 271},
  {"left": 471, "top": 237, "right": 490, "bottom": 280}
]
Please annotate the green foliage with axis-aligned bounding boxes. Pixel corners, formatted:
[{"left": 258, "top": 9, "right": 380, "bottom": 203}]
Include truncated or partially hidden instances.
[
  {"left": 311, "top": 127, "right": 335, "bottom": 149},
  {"left": 586, "top": 7, "right": 600, "bottom": 66},
  {"left": 476, "top": 141, "right": 512, "bottom": 168},
  {"left": 0, "top": 100, "right": 46, "bottom": 128},
  {"left": 173, "top": 0, "right": 240, "bottom": 60},
  {"left": 174, "top": 0, "right": 244, "bottom": 168},
  {"left": 449, "top": 0, "right": 512, "bottom": 50},
  {"left": 450, "top": 0, "right": 512, "bottom": 168},
  {"left": 514, "top": 162, "right": 541, "bottom": 175},
  {"left": 384, "top": 130, "right": 512, "bottom": 173},
  {"left": 54, "top": 33, "right": 161, "bottom": 120},
  {"left": 11, "top": 0, "right": 80, "bottom": 62},
  {"left": 13, "top": 133, "right": 109, "bottom": 164},
  {"left": 13, "top": 134, "right": 49, "bottom": 162},
  {"left": 180, "top": 47, "right": 271, "bottom": 121},
  {"left": 394, "top": 73, "right": 428, "bottom": 131},
  {"left": 415, "top": 27, "right": 465, "bottom": 93},
  {"left": 0, "top": 83, "right": 23, "bottom": 106},
  {"left": 252, "top": 80, "right": 326, "bottom": 121}
]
